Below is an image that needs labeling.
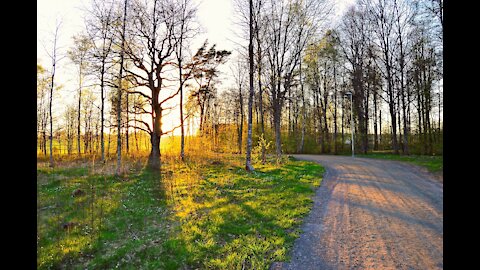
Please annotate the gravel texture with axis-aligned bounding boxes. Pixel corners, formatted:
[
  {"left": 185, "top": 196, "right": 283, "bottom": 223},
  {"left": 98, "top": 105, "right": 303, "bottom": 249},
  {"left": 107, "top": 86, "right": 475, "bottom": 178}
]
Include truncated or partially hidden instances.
[{"left": 271, "top": 155, "right": 443, "bottom": 270}]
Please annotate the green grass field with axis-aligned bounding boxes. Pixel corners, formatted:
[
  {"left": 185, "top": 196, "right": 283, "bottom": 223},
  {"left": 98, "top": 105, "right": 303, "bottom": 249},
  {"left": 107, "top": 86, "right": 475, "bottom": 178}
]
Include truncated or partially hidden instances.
[
  {"left": 37, "top": 155, "right": 324, "bottom": 269},
  {"left": 354, "top": 152, "right": 443, "bottom": 173}
]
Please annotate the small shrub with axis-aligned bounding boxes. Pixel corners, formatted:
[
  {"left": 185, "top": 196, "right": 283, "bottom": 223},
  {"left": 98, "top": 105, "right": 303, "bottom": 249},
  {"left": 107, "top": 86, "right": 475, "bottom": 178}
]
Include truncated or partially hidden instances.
[{"left": 252, "top": 134, "right": 271, "bottom": 164}]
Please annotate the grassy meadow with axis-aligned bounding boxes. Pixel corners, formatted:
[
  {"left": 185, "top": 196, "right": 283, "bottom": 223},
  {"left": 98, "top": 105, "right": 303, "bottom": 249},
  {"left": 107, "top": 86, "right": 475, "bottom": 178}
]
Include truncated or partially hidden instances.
[{"left": 37, "top": 145, "right": 324, "bottom": 269}]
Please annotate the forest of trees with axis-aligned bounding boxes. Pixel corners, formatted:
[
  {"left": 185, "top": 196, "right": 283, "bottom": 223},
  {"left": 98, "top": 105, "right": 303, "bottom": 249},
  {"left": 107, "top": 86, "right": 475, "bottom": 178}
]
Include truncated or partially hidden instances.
[{"left": 37, "top": 0, "right": 443, "bottom": 171}]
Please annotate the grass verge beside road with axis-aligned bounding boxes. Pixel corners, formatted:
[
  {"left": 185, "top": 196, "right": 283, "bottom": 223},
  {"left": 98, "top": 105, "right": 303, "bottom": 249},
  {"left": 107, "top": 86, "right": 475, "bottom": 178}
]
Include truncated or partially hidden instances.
[
  {"left": 354, "top": 152, "right": 443, "bottom": 173},
  {"left": 37, "top": 155, "right": 324, "bottom": 269}
]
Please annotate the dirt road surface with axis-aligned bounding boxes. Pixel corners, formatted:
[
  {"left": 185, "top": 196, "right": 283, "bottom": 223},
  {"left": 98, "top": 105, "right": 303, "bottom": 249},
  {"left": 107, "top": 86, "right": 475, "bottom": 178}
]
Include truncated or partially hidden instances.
[{"left": 272, "top": 155, "right": 443, "bottom": 270}]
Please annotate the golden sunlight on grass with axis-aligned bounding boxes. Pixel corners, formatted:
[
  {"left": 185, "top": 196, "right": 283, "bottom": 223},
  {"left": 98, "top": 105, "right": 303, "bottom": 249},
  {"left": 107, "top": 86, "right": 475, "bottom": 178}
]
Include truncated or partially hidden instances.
[{"left": 37, "top": 148, "right": 325, "bottom": 269}]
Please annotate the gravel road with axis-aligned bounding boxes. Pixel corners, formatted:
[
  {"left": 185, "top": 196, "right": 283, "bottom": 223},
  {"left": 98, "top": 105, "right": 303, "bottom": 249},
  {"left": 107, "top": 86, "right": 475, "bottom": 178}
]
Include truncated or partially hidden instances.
[{"left": 272, "top": 155, "right": 443, "bottom": 270}]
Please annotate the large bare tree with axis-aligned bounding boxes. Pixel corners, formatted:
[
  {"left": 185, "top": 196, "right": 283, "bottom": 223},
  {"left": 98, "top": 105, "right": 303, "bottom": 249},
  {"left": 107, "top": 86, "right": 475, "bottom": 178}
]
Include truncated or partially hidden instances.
[{"left": 124, "top": 0, "right": 197, "bottom": 170}]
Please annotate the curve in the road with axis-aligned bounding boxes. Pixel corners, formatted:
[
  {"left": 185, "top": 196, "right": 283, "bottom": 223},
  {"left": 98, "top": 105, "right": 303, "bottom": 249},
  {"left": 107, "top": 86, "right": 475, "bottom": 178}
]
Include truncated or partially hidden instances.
[{"left": 272, "top": 155, "right": 443, "bottom": 270}]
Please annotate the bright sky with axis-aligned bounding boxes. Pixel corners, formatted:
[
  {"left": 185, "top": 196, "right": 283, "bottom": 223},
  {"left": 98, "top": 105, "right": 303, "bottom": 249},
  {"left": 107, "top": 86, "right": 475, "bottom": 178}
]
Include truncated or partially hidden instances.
[{"left": 37, "top": 0, "right": 355, "bottom": 135}]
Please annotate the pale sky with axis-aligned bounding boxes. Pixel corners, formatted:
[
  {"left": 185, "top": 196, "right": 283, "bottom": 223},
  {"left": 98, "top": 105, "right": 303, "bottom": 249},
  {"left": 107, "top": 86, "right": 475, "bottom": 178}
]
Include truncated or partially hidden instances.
[
  {"left": 37, "top": 0, "right": 355, "bottom": 135},
  {"left": 37, "top": 0, "right": 238, "bottom": 87}
]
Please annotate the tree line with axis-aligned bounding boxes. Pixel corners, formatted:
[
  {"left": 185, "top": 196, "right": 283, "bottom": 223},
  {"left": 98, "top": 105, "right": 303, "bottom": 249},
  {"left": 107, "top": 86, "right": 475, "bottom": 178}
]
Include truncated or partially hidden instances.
[
  {"left": 37, "top": 0, "right": 443, "bottom": 173},
  {"left": 212, "top": 0, "right": 442, "bottom": 163}
]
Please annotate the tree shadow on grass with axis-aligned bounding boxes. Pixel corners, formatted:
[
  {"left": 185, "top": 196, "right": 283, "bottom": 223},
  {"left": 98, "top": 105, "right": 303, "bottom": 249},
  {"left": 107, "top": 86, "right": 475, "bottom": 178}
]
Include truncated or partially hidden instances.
[
  {"left": 37, "top": 159, "right": 323, "bottom": 269},
  {"left": 171, "top": 162, "right": 323, "bottom": 269},
  {"left": 37, "top": 166, "right": 172, "bottom": 269}
]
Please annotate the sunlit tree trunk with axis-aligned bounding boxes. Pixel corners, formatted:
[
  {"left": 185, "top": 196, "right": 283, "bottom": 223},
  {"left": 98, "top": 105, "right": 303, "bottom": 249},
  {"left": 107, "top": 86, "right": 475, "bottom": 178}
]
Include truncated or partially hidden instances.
[{"left": 148, "top": 104, "right": 162, "bottom": 170}]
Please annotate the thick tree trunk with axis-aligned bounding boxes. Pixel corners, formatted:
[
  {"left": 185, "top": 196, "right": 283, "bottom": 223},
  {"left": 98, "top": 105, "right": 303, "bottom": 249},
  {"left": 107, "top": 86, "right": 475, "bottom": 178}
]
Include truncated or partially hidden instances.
[
  {"left": 148, "top": 103, "right": 162, "bottom": 170},
  {"left": 148, "top": 133, "right": 161, "bottom": 170}
]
